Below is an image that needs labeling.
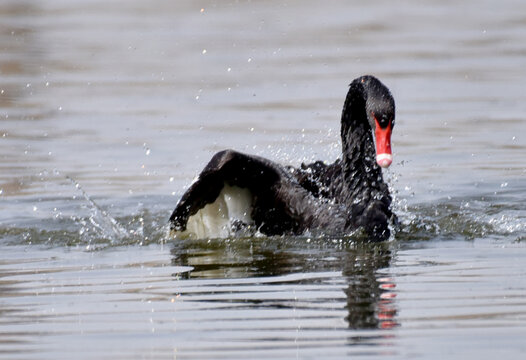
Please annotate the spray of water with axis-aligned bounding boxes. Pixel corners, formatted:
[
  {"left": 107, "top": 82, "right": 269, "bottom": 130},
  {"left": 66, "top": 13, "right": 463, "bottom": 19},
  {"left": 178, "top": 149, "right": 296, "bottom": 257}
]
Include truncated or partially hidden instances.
[{"left": 65, "top": 175, "right": 129, "bottom": 242}]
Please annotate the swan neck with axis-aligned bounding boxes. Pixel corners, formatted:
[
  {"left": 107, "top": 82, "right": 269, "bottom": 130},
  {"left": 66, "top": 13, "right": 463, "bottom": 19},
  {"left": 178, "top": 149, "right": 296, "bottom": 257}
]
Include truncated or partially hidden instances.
[{"left": 340, "top": 84, "right": 385, "bottom": 201}]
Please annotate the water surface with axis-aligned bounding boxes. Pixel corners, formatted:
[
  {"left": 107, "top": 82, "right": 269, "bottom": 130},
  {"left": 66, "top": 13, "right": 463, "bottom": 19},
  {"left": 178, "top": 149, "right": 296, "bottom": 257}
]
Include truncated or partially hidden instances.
[{"left": 1, "top": 0, "right": 526, "bottom": 359}]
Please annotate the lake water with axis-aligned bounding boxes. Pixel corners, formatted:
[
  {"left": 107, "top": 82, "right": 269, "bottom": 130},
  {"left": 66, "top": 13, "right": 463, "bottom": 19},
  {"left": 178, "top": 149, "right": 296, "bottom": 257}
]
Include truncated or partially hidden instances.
[{"left": 1, "top": 0, "right": 526, "bottom": 359}]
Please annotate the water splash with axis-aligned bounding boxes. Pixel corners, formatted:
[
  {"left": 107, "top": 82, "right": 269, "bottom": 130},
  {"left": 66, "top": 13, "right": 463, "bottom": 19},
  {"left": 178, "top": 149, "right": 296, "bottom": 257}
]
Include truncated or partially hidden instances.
[
  {"left": 2, "top": 167, "right": 524, "bottom": 248},
  {"left": 66, "top": 176, "right": 129, "bottom": 243},
  {"left": 0, "top": 208, "right": 170, "bottom": 249},
  {"left": 395, "top": 194, "right": 526, "bottom": 242}
]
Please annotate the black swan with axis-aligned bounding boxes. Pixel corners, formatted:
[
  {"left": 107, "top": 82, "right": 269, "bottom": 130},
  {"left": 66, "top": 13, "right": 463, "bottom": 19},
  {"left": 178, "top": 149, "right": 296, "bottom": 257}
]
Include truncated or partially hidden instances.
[{"left": 169, "top": 75, "right": 396, "bottom": 240}]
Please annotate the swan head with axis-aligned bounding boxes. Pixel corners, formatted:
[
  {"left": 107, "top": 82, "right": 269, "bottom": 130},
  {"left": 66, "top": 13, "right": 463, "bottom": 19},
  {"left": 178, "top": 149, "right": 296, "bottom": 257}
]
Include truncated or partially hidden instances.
[{"left": 361, "top": 76, "right": 396, "bottom": 168}]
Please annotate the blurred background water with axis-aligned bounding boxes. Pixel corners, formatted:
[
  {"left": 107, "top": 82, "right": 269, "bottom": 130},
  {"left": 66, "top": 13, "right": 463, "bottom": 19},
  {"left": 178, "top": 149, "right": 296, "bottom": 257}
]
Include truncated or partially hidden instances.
[{"left": 1, "top": 0, "right": 525, "bottom": 359}]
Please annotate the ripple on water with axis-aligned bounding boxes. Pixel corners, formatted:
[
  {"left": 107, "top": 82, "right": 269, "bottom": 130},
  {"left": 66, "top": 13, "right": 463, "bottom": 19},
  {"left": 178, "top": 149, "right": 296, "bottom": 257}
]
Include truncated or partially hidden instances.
[
  {"left": 0, "top": 184, "right": 525, "bottom": 359},
  {"left": 3, "top": 228, "right": 526, "bottom": 359},
  {"left": 0, "top": 239, "right": 400, "bottom": 359}
]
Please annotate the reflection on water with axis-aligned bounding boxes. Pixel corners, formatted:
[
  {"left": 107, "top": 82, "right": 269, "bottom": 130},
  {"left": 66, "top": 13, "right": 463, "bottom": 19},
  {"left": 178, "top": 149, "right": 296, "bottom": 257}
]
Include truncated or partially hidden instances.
[
  {"left": 172, "top": 237, "right": 397, "bottom": 330},
  {"left": 342, "top": 245, "right": 397, "bottom": 330},
  {"left": 2, "top": 236, "right": 524, "bottom": 359}
]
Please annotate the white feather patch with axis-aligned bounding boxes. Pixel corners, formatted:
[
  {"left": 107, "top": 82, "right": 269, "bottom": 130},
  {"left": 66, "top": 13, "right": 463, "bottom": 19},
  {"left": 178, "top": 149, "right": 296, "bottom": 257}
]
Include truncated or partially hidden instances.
[{"left": 175, "top": 184, "right": 254, "bottom": 239}]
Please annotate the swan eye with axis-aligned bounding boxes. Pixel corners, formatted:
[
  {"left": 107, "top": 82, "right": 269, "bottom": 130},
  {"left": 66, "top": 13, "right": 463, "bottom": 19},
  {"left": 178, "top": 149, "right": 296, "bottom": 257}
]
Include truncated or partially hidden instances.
[{"left": 372, "top": 112, "right": 392, "bottom": 129}]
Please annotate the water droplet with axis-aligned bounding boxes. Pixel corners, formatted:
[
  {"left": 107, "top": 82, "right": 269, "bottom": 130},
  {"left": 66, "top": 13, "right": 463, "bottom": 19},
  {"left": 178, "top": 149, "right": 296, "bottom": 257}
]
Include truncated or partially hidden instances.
[
  {"left": 227, "top": 67, "right": 231, "bottom": 72},
  {"left": 33, "top": 206, "right": 37, "bottom": 211},
  {"left": 247, "top": 57, "right": 252, "bottom": 63},
  {"left": 202, "top": 49, "right": 207, "bottom": 54},
  {"left": 169, "top": 177, "right": 174, "bottom": 182},
  {"left": 145, "top": 148, "right": 151, "bottom": 156}
]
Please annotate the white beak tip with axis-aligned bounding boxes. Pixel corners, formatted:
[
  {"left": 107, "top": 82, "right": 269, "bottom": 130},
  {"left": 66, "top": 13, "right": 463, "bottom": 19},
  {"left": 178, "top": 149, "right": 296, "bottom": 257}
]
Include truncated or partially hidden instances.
[{"left": 376, "top": 153, "right": 393, "bottom": 168}]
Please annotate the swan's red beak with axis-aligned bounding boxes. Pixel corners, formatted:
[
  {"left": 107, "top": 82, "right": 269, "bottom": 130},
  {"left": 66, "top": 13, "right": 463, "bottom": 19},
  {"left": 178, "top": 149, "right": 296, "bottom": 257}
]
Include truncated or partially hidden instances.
[{"left": 375, "top": 118, "right": 393, "bottom": 168}]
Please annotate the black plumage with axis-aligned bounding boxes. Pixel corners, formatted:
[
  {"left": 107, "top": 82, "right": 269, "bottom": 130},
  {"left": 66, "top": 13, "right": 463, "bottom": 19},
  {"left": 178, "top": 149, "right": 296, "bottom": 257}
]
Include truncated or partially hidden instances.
[{"left": 170, "top": 75, "right": 397, "bottom": 240}]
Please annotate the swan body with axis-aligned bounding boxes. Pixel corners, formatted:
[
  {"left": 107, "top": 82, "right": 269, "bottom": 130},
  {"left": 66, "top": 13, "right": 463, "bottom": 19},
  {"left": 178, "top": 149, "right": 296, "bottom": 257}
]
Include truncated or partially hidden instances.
[
  {"left": 178, "top": 184, "right": 254, "bottom": 239},
  {"left": 170, "top": 75, "right": 397, "bottom": 241}
]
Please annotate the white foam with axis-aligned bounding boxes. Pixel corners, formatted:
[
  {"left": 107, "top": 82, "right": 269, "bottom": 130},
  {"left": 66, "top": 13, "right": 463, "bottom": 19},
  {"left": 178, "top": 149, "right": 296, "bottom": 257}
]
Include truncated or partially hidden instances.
[{"left": 175, "top": 184, "right": 254, "bottom": 239}]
